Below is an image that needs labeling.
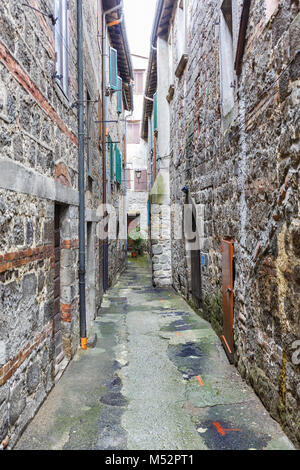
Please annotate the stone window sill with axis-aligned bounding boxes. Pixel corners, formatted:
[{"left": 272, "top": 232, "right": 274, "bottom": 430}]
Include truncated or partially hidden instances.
[
  {"left": 166, "top": 85, "right": 175, "bottom": 103},
  {"left": 175, "top": 54, "right": 188, "bottom": 78}
]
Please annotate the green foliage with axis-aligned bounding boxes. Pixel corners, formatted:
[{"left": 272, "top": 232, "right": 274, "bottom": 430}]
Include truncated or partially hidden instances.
[{"left": 128, "top": 228, "right": 147, "bottom": 253}]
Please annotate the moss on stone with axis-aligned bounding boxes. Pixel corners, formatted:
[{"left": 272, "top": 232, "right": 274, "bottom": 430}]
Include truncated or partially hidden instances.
[{"left": 201, "top": 290, "right": 223, "bottom": 337}]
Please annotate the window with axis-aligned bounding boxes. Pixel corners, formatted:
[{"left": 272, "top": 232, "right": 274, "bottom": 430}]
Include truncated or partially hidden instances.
[
  {"left": 54, "top": 0, "right": 69, "bottom": 97},
  {"left": 127, "top": 122, "right": 140, "bottom": 144},
  {"left": 265, "top": 0, "right": 280, "bottom": 21},
  {"left": 109, "top": 47, "right": 118, "bottom": 90},
  {"left": 134, "top": 170, "right": 147, "bottom": 192},
  {"left": 126, "top": 169, "right": 131, "bottom": 189},
  {"left": 133, "top": 71, "right": 144, "bottom": 94},
  {"left": 220, "top": 0, "right": 235, "bottom": 120},
  {"left": 177, "top": 0, "right": 187, "bottom": 61}
]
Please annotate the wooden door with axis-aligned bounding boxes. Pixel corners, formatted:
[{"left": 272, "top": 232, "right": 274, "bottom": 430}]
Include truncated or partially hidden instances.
[{"left": 221, "top": 239, "right": 234, "bottom": 363}]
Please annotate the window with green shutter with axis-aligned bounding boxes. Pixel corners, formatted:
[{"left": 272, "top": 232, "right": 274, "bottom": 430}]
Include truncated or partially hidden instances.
[
  {"left": 153, "top": 91, "right": 158, "bottom": 131},
  {"left": 117, "top": 76, "right": 122, "bottom": 113},
  {"left": 108, "top": 135, "right": 114, "bottom": 181},
  {"left": 109, "top": 47, "right": 118, "bottom": 90},
  {"left": 115, "top": 144, "right": 122, "bottom": 184}
]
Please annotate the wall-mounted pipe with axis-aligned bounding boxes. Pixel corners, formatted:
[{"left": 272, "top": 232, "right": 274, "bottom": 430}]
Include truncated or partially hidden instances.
[{"left": 77, "top": 0, "right": 87, "bottom": 349}]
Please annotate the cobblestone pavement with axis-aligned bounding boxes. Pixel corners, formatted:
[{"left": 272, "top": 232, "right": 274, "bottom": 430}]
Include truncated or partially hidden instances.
[{"left": 16, "top": 257, "right": 294, "bottom": 450}]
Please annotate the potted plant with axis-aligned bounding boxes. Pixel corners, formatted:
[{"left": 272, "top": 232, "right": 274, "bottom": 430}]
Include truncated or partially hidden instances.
[{"left": 128, "top": 228, "right": 146, "bottom": 257}]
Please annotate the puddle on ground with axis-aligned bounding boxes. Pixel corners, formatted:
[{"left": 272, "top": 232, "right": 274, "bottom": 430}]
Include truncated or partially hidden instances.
[
  {"left": 196, "top": 404, "right": 272, "bottom": 450},
  {"left": 167, "top": 342, "right": 209, "bottom": 379}
]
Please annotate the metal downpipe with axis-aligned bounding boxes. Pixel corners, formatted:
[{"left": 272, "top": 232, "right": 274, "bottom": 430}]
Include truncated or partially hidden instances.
[{"left": 77, "top": 0, "right": 87, "bottom": 350}]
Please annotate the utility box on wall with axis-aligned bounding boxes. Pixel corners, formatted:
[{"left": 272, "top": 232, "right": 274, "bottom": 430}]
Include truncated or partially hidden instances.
[{"left": 220, "top": 239, "right": 234, "bottom": 363}]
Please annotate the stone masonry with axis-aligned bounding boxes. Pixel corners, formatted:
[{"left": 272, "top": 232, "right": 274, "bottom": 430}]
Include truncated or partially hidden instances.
[
  {"left": 143, "top": 0, "right": 300, "bottom": 447},
  {"left": 0, "top": 0, "right": 132, "bottom": 448}
]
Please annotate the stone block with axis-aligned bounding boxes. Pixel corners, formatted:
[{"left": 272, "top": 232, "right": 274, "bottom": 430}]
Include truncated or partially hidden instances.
[
  {"left": 0, "top": 402, "right": 9, "bottom": 442},
  {"left": 22, "top": 273, "right": 37, "bottom": 297},
  {"left": 152, "top": 245, "right": 163, "bottom": 256},
  {"left": 26, "top": 362, "right": 40, "bottom": 395},
  {"left": 14, "top": 218, "right": 24, "bottom": 245},
  {"left": 9, "top": 381, "right": 26, "bottom": 426}
]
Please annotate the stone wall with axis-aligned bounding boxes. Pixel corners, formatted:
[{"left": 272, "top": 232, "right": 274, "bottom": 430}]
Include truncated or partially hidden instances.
[
  {"left": 0, "top": 0, "right": 127, "bottom": 448},
  {"left": 107, "top": 84, "right": 127, "bottom": 287},
  {"left": 149, "top": 171, "right": 172, "bottom": 287},
  {"left": 167, "top": 0, "right": 299, "bottom": 447}
]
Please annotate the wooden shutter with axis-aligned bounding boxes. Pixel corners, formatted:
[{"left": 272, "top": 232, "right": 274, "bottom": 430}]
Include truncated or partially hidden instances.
[
  {"left": 123, "top": 135, "right": 126, "bottom": 166},
  {"left": 109, "top": 47, "right": 118, "bottom": 90},
  {"left": 115, "top": 145, "right": 121, "bottom": 184},
  {"left": 117, "top": 76, "right": 122, "bottom": 113}
]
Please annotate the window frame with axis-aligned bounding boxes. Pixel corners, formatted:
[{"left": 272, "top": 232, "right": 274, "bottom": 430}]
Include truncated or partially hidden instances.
[
  {"left": 109, "top": 47, "right": 118, "bottom": 91},
  {"left": 54, "top": 0, "right": 69, "bottom": 98},
  {"left": 127, "top": 122, "right": 140, "bottom": 145},
  {"left": 133, "top": 70, "right": 144, "bottom": 95}
]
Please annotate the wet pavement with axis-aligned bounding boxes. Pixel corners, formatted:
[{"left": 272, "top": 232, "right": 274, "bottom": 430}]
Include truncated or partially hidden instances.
[{"left": 16, "top": 256, "right": 294, "bottom": 450}]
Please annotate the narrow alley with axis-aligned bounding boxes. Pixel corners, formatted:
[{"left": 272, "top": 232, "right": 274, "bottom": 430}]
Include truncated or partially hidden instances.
[
  {"left": 0, "top": 0, "right": 299, "bottom": 453},
  {"left": 15, "top": 257, "right": 294, "bottom": 451}
]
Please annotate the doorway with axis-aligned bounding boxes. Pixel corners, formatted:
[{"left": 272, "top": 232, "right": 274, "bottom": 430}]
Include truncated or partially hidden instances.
[
  {"left": 190, "top": 211, "right": 202, "bottom": 307},
  {"left": 54, "top": 204, "right": 64, "bottom": 368},
  {"left": 184, "top": 199, "right": 202, "bottom": 307},
  {"left": 220, "top": 239, "right": 235, "bottom": 363},
  {"left": 87, "top": 222, "right": 96, "bottom": 334}
]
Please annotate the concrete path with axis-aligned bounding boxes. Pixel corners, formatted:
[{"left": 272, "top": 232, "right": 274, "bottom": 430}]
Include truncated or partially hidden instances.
[{"left": 16, "top": 257, "right": 294, "bottom": 450}]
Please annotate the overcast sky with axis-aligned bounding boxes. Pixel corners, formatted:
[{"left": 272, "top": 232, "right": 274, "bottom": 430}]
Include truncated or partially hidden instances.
[{"left": 124, "top": 0, "right": 157, "bottom": 58}]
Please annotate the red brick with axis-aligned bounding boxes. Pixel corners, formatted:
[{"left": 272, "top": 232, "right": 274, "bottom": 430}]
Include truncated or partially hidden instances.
[
  {"left": 0, "top": 41, "right": 78, "bottom": 147},
  {"left": 4, "top": 253, "right": 15, "bottom": 261}
]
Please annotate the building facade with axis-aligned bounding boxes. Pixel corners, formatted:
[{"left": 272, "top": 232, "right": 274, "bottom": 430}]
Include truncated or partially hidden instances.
[
  {"left": 126, "top": 55, "right": 149, "bottom": 240},
  {"left": 0, "top": 0, "right": 132, "bottom": 448},
  {"left": 143, "top": 0, "right": 300, "bottom": 446}
]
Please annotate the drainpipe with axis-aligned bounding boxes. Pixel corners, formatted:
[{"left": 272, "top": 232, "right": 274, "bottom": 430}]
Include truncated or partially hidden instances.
[{"left": 77, "top": 0, "right": 87, "bottom": 350}]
